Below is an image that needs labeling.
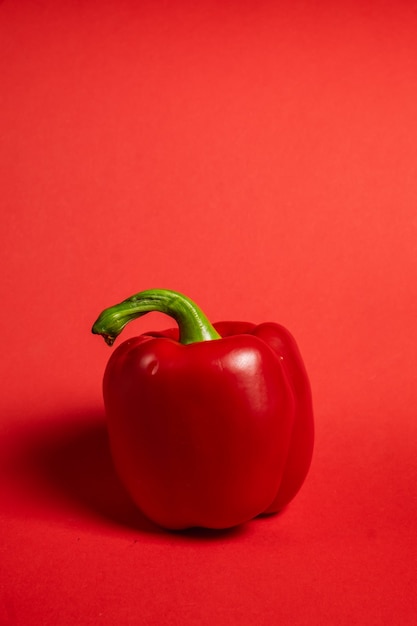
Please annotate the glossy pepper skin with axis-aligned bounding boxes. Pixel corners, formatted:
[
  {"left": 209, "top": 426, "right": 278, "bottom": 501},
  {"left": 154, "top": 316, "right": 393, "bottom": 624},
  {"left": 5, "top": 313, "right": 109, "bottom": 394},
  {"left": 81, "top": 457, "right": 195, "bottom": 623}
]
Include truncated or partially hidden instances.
[{"left": 92, "top": 289, "right": 313, "bottom": 530}]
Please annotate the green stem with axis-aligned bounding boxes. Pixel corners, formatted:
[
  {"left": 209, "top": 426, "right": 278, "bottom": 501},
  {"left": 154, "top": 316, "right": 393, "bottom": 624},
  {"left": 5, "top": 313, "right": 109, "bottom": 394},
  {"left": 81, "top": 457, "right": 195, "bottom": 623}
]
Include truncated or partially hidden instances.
[{"left": 92, "top": 288, "right": 221, "bottom": 346}]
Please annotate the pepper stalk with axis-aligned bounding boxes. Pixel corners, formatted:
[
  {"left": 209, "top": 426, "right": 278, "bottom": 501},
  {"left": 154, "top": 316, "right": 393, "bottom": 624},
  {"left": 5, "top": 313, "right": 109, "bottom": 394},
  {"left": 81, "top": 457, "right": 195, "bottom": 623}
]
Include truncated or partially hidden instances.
[{"left": 92, "top": 288, "right": 221, "bottom": 346}]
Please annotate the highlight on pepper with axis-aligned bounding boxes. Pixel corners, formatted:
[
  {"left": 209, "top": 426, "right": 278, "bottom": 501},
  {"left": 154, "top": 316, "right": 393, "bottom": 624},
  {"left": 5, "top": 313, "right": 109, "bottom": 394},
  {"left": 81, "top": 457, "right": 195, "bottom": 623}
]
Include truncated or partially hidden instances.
[{"left": 92, "top": 288, "right": 314, "bottom": 530}]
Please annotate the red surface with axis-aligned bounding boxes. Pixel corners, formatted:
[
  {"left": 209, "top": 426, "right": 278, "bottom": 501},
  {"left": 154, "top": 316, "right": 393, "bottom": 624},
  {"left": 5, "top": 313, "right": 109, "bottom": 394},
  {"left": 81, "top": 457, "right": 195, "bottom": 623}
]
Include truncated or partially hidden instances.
[{"left": 1, "top": 1, "right": 416, "bottom": 624}]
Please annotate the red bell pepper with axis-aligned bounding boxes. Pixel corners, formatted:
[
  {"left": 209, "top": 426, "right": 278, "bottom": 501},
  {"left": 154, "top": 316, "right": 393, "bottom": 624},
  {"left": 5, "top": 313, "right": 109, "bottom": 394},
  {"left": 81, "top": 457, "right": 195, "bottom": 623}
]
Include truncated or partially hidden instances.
[{"left": 92, "top": 289, "right": 313, "bottom": 530}]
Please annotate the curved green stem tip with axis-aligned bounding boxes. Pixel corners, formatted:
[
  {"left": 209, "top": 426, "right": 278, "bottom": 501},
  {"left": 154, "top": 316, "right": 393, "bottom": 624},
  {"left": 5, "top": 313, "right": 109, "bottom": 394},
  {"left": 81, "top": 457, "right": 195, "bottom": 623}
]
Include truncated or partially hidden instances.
[{"left": 92, "top": 288, "right": 221, "bottom": 346}]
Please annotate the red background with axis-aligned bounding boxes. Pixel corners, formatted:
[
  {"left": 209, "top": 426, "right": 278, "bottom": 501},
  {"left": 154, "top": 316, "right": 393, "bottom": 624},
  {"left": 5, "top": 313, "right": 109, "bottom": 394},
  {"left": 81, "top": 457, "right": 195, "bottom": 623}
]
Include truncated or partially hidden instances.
[{"left": 1, "top": 1, "right": 416, "bottom": 624}]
